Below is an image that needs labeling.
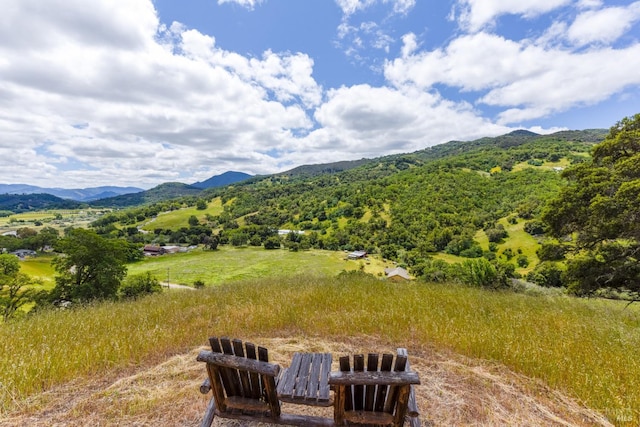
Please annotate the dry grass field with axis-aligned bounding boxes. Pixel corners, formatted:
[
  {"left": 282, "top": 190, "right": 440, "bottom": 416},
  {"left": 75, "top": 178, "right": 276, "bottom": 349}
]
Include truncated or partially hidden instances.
[{"left": 0, "top": 336, "right": 613, "bottom": 427}]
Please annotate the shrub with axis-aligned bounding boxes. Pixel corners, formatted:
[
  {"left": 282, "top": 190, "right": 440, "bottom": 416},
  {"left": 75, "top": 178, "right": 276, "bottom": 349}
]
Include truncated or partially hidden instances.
[
  {"left": 193, "top": 280, "right": 205, "bottom": 289},
  {"left": 526, "top": 262, "right": 564, "bottom": 288},
  {"left": 455, "top": 258, "right": 505, "bottom": 289},
  {"left": 485, "top": 224, "right": 508, "bottom": 243},
  {"left": 120, "top": 272, "right": 162, "bottom": 299},
  {"left": 459, "top": 245, "right": 483, "bottom": 258},
  {"left": 263, "top": 236, "right": 281, "bottom": 250},
  {"left": 517, "top": 254, "right": 529, "bottom": 268},
  {"left": 524, "top": 220, "right": 545, "bottom": 235}
]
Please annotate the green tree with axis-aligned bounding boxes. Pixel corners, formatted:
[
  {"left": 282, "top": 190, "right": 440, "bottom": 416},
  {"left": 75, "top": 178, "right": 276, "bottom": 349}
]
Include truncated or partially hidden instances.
[
  {"left": 0, "top": 254, "right": 40, "bottom": 321},
  {"left": 543, "top": 114, "right": 640, "bottom": 298},
  {"left": 50, "top": 229, "right": 128, "bottom": 302},
  {"left": 196, "top": 199, "right": 207, "bottom": 210},
  {"left": 263, "top": 235, "right": 281, "bottom": 249},
  {"left": 0, "top": 254, "right": 20, "bottom": 276}
]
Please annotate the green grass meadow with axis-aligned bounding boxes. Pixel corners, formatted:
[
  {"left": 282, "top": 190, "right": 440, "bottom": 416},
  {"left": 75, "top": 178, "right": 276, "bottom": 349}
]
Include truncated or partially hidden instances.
[
  {"left": 19, "top": 255, "right": 56, "bottom": 290},
  {"left": 0, "top": 276, "right": 638, "bottom": 425},
  {"left": 127, "top": 246, "right": 389, "bottom": 285},
  {"left": 140, "top": 198, "right": 224, "bottom": 231}
]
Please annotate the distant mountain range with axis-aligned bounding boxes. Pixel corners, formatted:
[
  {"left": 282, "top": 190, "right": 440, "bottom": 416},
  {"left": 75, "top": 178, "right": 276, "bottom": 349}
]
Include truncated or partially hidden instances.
[
  {"left": 0, "top": 129, "right": 608, "bottom": 212},
  {"left": 0, "top": 171, "right": 253, "bottom": 205},
  {"left": 0, "top": 184, "right": 143, "bottom": 202},
  {"left": 191, "top": 171, "right": 252, "bottom": 189}
]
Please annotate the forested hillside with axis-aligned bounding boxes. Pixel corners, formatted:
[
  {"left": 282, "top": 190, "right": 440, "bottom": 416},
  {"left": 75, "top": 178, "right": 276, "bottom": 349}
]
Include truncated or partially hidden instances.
[
  {"left": 90, "top": 129, "right": 605, "bottom": 284},
  {"left": 0, "top": 193, "right": 84, "bottom": 212}
]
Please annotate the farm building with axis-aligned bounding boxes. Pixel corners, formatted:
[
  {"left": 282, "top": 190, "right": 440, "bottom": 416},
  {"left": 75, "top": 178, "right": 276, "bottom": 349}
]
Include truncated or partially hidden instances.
[
  {"left": 347, "top": 250, "right": 367, "bottom": 260},
  {"left": 384, "top": 267, "right": 411, "bottom": 282}
]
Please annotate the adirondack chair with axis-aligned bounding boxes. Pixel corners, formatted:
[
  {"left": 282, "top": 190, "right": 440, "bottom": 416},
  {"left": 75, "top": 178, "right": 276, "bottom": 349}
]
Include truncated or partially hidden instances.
[
  {"left": 328, "top": 349, "right": 421, "bottom": 427},
  {"left": 197, "top": 337, "right": 334, "bottom": 427},
  {"left": 197, "top": 338, "right": 421, "bottom": 427}
]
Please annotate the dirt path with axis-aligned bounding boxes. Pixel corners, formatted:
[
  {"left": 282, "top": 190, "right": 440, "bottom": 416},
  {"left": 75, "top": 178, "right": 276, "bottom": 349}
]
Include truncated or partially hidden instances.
[{"left": 0, "top": 336, "right": 613, "bottom": 426}]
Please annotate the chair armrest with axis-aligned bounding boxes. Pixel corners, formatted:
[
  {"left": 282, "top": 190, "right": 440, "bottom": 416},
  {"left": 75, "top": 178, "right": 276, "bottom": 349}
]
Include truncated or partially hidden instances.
[
  {"left": 200, "top": 377, "right": 211, "bottom": 394},
  {"left": 329, "top": 370, "right": 420, "bottom": 386},
  {"left": 197, "top": 351, "right": 281, "bottom": 377}
]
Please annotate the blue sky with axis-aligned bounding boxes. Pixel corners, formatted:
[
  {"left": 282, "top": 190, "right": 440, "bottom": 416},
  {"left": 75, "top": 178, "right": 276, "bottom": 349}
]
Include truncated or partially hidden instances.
[{"left": 0, "top": 0, "right": 639, "bottom": 188}]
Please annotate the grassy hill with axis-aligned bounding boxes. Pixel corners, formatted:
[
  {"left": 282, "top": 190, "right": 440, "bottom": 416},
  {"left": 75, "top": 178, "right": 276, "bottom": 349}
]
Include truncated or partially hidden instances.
[
  {"left": 1, "top": 275, "right": 638, "bottom": 424},
  {"left": 82, "top": 129, "right": 604, "bottom": 286}
]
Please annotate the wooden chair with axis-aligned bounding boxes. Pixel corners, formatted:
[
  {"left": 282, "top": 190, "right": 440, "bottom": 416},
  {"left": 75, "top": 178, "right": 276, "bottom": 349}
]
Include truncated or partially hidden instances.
[
  {"left": 329, "top": 349, "right": 421, "bottom": 427},
  {"left": 197, "top": 338, "right": 421, "bottom": 427},
  {"left": 197, "top": 337, "right": 333, "bottom": 427}
]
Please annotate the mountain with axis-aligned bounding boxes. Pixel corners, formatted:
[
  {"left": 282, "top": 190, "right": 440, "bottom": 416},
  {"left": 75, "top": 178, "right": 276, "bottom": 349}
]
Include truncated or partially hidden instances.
[
  {"left": 191, "top": 171, "right": 252, "bottom": 189},
  {"left": 0, "top": 184, "right": 143, "bottom": 201},
  {"left": 276, "top": 159, "right": 371, "bottom": 178},
  {"left": 89, "top": 182, "right": 203, "bottom": 207},
  {"left": 0, "top": 193, "right": 84, "bottom": 212}
]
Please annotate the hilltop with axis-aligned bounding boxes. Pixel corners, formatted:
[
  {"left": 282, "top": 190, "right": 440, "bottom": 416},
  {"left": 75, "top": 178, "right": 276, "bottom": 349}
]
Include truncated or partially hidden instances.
[{"left": 1, "top": 336, "right": 611, "bottom": 426}]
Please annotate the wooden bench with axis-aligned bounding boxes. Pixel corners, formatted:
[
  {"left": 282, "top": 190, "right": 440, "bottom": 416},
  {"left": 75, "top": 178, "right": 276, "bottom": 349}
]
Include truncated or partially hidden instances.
[
  {"left": 197, "top": 337, "right": 421, "bottom": 427},
  {"left": 276, "top": 352, "right": 333, "bottom": 406}
]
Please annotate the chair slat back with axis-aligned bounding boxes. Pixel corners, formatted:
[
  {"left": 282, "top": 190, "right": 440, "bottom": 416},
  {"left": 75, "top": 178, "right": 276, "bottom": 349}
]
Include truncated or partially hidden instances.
[
  {"left": 205, "top": 336, "right": 279, "bottom": 417},
  {"left": 333, "top": 351, "right": 416, "bottom": 427}
]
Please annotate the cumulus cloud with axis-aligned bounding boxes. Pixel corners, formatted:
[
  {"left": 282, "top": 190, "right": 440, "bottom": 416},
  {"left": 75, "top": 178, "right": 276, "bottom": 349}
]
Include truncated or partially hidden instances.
[
  {"left": 1, "top": 0, "right": 637, "bottom": 189},
  {"left": 455, "top": 0, "right": 571, "bottom": 32},
  {"left": 0, "top": 0, "right": 321, "bottom": 187},
  {"left": 567, "top": 2, "right": 640, "bottom": 46},
  {"left": 335, "top": 0, "right": 415, "bottom": 17},
  {"left": 385, "top": 28, "right": 640, "bottom": 124},
  {"left": 217, "top": 0, "right": 264, "bottom": 10},
  {"left": 307, "top": 85, "right": 509, "bottom": 158}
]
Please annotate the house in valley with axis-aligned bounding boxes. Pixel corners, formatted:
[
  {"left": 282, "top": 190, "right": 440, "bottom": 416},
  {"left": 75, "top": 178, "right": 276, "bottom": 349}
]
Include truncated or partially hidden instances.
[{"left": 384, "top": 267, "right": 411, "bottom": 282}]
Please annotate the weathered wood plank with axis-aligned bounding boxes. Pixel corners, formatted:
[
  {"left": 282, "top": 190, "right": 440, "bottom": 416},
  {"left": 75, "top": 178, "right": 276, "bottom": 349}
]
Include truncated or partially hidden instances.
[
  {"left": 343, "top": 409, "right": 395, "bottom": 425},
  {"left": 199, "top": 396, "right": 216, "bottom": 427},
  {"left": 207, "top": 364, "right": 228, "bottom": 414},
  {"left": 319, "top": 353, "right": 332, "bottom": 402},
  {"left": 365, "top": 353, "right": 378, "bottom": 411},
  {"left": 278, "top": 352, "right": 302, "bottom": 398},
  {"left": 294, "top": 353, "right": 312, "bottom": 399},
  {"left": 197, "top": 351, "right": 280, "bottom": 376},
  {"left": 245, "top": 343, "right": 261, "bottom": 399},
  {"left": 210, "top": 408, "right": 335, "bottom": 427},
  {"left": 339, "top": 355, "right": 353, "bottom": 412},
  {"left": 353, "top": 354, "right": 365, "bottom": 411},
  {"left": 333, "top": 384, "right": 346, "bottom": 425},
  {"left": 225, "top": 395, "right": 271, "bottom": 412},
  {"left": 397, "top": 348, "right": 420, "bottom": 419},
  {"left": 306, "top": 353, "right": 322, "bottom": 401},
  {"left": 393, "top": 385, "right": 411, "bottom": 427},
  {"left": 232, "top": 339, "right": 252, "bottom": 397},
  {"left": 375, "top": 353, "right": 394, "bottom": 412},
  {"left": 328, "top": 370, "right": 420, "bottom": 386},
  {"left": 263, "top": 373, "right": 281, "bottom": 417},
  {"left": 385, "top": 353, "right": 408, "bottom": 413},
  {"left": 220, "top": 337, "right": 241, "bottom": 397}
]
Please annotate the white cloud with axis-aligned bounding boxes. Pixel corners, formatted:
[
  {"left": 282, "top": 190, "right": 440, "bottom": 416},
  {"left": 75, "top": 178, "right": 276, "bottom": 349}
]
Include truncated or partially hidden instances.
[
  {"left": 0, "top": 0, "right": 318, "bottom": 187},
  {"left": 336, "top": 0, "right": 415, "bottom": 16},
  {"left": 455, "top": 0, "right": 571, "bottom": 32},
  {"left": 400, "top": 33, "right": 418, "bottom": 58},
  {"left": 567, "top": 2, "right": 640, "bottom": 46},
  {"left": 217, "top": 0, "right": 264, "bottom": 10},
  {"left": 308, "top": 85, "right": 509, "bottom": 158},
  {"left": 385, "top": 30, "right": 640, "bottom": 124}
]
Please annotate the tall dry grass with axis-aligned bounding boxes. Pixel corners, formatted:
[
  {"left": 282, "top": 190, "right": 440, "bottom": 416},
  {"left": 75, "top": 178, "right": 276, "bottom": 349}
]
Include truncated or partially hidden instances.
[{"left": 1, "top": 274, "right": 638, "bottom": 424}]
